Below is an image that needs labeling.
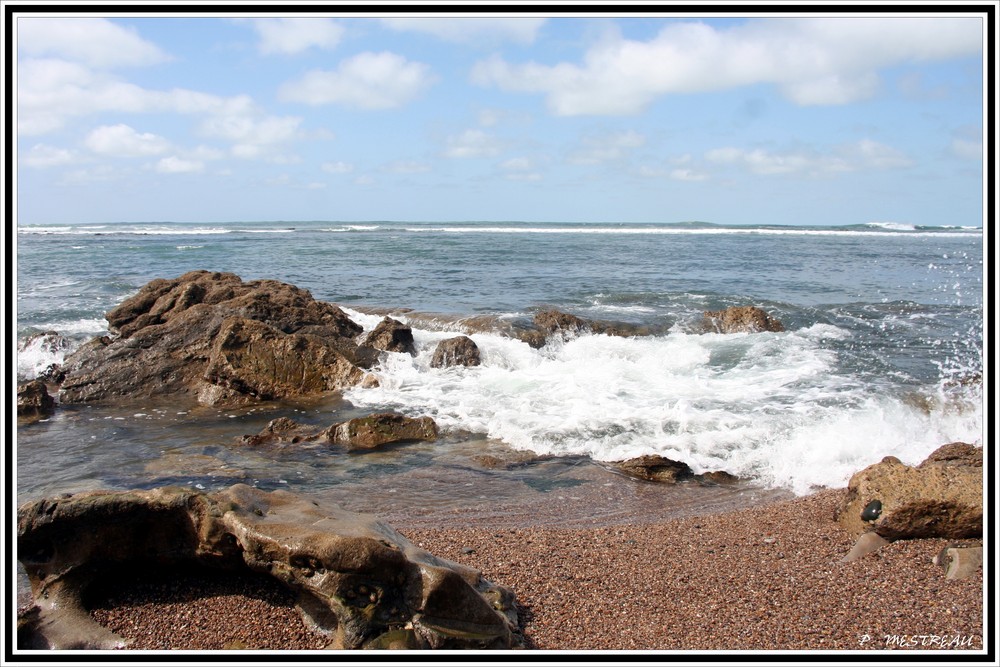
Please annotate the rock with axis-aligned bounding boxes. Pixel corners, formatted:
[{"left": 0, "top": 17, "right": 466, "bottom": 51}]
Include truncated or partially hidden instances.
[
  {"left": 841, "top": 532, "right": 891, "bottom": 563},
  {"left": 17, "top": 380, "right": 56, "bottom": 422},
  {"left": 17, "top": 484, "right": 521, "bottom": 650},
  {"left": 331, "top": 413, "right": 439, "bottom": 452},
  {"left": 363, "top": 317, "right": 416, "bottom": 355},
  {"left": 834, "top": 443, "right": 983, "bottom": 540},
  {"left": 611, "top": 455, "right": 695, "bottom": 484},
  {"left": 698, "top": 470, "right": 741, "bottom": 486},
  {"left": 203, "top": 317, "right": 366, "bottom": 402},
  {"left": 56, "top": 272, "right": 369, "bottom": 406},
  {"left": 236, "top": 417, "right": 329, "bottom": 448},
  {"left": 430, "top": 336, "right": 481, "bottom": 368},
  {"left": 933, "top": 544, "right": 984, "bottom": 580},
  {"left": 534, "top": 310, "right": 589, "bottom": 336},
  {"left": 702, "top": 306, "right": 785, "bottom": 334}
]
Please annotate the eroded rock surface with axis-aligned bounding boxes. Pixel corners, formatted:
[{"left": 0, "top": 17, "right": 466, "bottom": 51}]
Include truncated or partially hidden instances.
[
  {"left": 331, "top": 413, "right": 439, "bottom": 452},
  {"left": 431, "top": 336, "right": 481, "bottom": 368},
  {"left": 609, "top": 455, "right": 740, "bottom": 486},
  {"left": 55, "top": 271, "right": 372, "bottom": 406},
  {"left": 702, "top": 306, "right": 785, "bottom": 334},
  {"left": 17, "top": 484, "right": 521, "bottom": 650},
  {"left": 834, "top": 442, "right": 983, "bottom": 540},
  {"left": 364, "top": 317, "right": 416, "bottom": 355},
  {"left": 17, "top": 380, "right": 56, "bottom": 423}
]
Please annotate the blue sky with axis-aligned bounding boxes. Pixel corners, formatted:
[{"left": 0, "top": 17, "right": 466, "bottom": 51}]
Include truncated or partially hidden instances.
[{"left": 13, "top": 10, "right": 987, "bottom": 226}]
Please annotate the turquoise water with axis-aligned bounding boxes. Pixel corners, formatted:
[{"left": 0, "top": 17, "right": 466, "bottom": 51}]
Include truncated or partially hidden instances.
[{"left": 15, "top": 221, "right": 985, "bottom": 512}]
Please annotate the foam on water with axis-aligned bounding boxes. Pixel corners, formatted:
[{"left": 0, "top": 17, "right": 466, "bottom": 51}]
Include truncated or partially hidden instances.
[{"left": 343, "top": 314, "right": 982, "bottom": 496}]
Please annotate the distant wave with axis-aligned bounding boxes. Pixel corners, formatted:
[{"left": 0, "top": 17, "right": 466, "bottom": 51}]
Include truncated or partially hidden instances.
[{"left": 17, "top": 221, "right": 981, "bottom": 239}]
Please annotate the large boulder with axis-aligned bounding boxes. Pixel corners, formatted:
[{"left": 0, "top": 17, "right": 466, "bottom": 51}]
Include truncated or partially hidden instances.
[
  {"left": 702, "top": 306, "right": 784, "bottom": 334},
  {"left": 55, "top": 272, "right": 371, "bottom": 406},
  {"left": 430, "top": 336, "right": 481, "bottom": 368},
  {"left": 363, "top": 317, "right": 416, "bottom": 355},
  {"left": 17, "top": 380, "right": 56, "bottom": 423},
  {"left": 834, "top": 442, "right": 983, "bottom": 540},
  {"left": 611, "top": 455, "right": 694, "bottom": 483},
  {"left": 17, "top": 484, "right": 521, "bottom": 650},
  {"left": 330, "top": 413, "right": 439, "bottom": 452}
]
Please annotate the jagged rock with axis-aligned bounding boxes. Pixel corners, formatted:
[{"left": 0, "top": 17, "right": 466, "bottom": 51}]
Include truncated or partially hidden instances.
[
  {"left": 203, "top": 317, "right": 366, "bottom": 402},
  {"left": 236, "top": 417, "right": 329, "bottom": 448},
  {"left": 698, "top": 470, "right": 741, "bottom": 486},
  {"left": 364, "top": 317, "right": 416, "bottom": 355},
  {"left": 702, "top": 306, "right": 784, "bottom": 334},
  {"left": 331, "top": 413, "right": 438, "bottom": 452},
  {"left": 17, "top": 380, "right": 56, "bottom": 422},
  {"left": 17, "top": 484, "right": 521, "bottom": 650},
  {"left": 56, "top": 272, "right": 370, "bottom": 406},
  {"left": 612, "top": 455, "right": 695, "bottom": 483},
  {"left": 834, "top": 443, "right": 983, "bottom": 540},
  {"left": 431, "top": 336, "right": 481, "bottom": 368},
  {"left": 534, "top": 310, "right": 589, "bottom": 335}
]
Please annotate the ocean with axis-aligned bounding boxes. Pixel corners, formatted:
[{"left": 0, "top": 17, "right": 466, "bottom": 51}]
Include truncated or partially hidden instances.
[{"left": 13, "top": 220, "right": 985, "bottom": 527}]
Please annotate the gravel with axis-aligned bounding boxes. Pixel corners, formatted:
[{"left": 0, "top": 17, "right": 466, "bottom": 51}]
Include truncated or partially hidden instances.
[{"left": 80, "top": 489, "right": 983, "bottom": 653}]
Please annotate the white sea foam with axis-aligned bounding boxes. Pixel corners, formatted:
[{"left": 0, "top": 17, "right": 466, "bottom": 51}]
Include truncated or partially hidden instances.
[
  {"left": 399, "top": 225, "right": 975, "bottom": 239},
  {"left": 866, "top": 221, "right": 917, "bottom": 231},
  {"left": 343, "top": 320, "right": 982, "bottom": 495}
]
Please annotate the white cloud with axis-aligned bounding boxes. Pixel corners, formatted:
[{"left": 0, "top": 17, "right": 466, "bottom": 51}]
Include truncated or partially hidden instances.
[
  {"left": 443, "top": 129, "right": 503, "bottom": 158},
  {"left": 84, "top": 124, "right": 170, "bottom": 157},
  {"left": 384, "top": 160, "right": 431, "bottom": 174},
  {"left": 278, "top": 51, "right": 436, "bottom": 109},
  {"left": 17, "top": 17, "right": 170, "bottom": 68},
  {"left": 669, "top": 168, "right": 708, "bottom": 182},
  {"left": 243, "top": 18, "right": 344, "bottom": 55},
  {"left": 322, "top": 161, "right": 354, "bottom": 174},
  {"left": 499, "top": 157, "right": 542, "bottom": 181},
  {"left": 472, "top": 17, "right": 982, "bottom": 114},
  {"left": 198, "top": 113, "right": 303, "bottom": 159},
  {"left": 706, "top": 139, "right": 912, "bottom": 176},
  {"left": 380, "top": 17, "right": 545, "bottom": 45},
  {"left": 22, "top": 144, "right": 78, "bottom": 168},
  {"left": 950, "top": 126, "right": 983, "bottom": 161},
  {"left": 568, "top": 130, "right": 645, "bottom": 165},
  {"left": 155, "top": 156, "right": 204, "bottom": 174},
  {"left": 16, "top": 57, "right": 259, "bottom": 135}
]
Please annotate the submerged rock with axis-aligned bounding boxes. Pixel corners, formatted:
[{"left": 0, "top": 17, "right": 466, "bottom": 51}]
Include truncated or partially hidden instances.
[
  {"left": 17, "top": 484, "right": 521, "bottom": 650},
  {"left": 55, "top": 271, "right": 371, "bottom": 406},
  {"left": 430, "top": 336, "right": 481, "bottom": 368},
  {"left": 612, "top": 455, "right": 695, "bottom": 484},
  {"left": 702, "top": 306, "right": 784, "bottom": 334},
  {"left": 834, "top": 442, "right": 983, "bottom": 541}
]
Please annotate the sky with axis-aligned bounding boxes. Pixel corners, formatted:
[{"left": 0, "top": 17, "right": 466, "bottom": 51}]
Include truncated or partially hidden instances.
[{"left": 11, "top": 7, "right": 989, "bottom": 227}]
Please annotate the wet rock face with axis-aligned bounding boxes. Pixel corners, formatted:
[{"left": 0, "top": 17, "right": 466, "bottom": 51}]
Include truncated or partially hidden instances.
[
  {"left": 17, "top": 484, "right": 521, "bottom": 650},
  {"left": 702, "top": 306, "right": 785, "bottom": 334},
  {"left": 364, "top": 317, "right": 416, "bottom": 355},
  {"left": 17, "top": 380, "right": 56, "bottom": 423},
  {"left": 431, "top": 336, "right": 482, "bottom": 368},
  {"left": 835, "top": 443, "right": 983, "bottom": 540},
  {"left": 331, "top": 413, "right": 439, "bottom": 452},
  {"left": 56, "top": 271, "right": 370, "bottom": 406},
  {"left": 612, "top": 455, "right": 695, "bottom": 484}
]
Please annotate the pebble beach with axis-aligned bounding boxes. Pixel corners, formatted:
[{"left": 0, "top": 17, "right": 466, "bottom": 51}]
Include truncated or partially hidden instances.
[{"left": 77, "top": 488, "right": 985, "bottom": 654}]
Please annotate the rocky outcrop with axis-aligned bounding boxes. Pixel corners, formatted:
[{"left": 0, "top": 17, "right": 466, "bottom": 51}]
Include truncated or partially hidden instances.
[
  {"left": 364, "top": 317, "right": 416, "bottom": 355},
  {"left": 331, "top": 414, "right": 439, "bottom": 452},
  {"left": 703, "top": 306, "right": 784, "bottom": 334},
  {"left": 17, "top": 380, "right": 56, "bottom": 423},
  {"left": 17, "top": 484, "right": 521, "bottom": 650},
  {"left": 834, "top": 442, "right": 983, "bottom": 541},
  {"left": 55, "top": 271, "right": 373, "bottom": 406},
  {"left": 431, "top": 336, "right": 481, "bottom": 368}
]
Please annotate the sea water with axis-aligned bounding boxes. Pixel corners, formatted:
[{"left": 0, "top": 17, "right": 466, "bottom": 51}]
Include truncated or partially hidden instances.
[{"left": 13, "top": 221, "right": 985, "bottom": 525}]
